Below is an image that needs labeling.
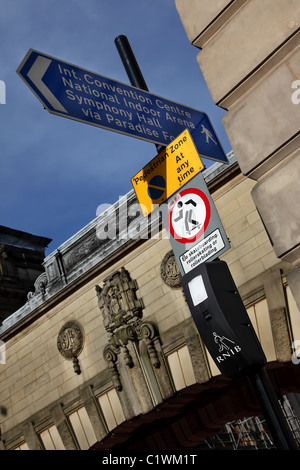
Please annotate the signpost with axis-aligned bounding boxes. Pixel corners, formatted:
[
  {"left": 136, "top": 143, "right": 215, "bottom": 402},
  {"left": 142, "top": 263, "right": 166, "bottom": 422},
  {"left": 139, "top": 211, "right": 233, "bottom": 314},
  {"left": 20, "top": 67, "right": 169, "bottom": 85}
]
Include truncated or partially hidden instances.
[
  {"left": 131, "top": 129, "right": 204, "bottom": 216},
  {"left": 164, "top": 172, "right": 230, "bottom": 275},
  {"left": 17, "top": 48, "right": 228, "bottom": 164},
  {"left": 17, "top": 38, "right": 297, "bottom": 450}
]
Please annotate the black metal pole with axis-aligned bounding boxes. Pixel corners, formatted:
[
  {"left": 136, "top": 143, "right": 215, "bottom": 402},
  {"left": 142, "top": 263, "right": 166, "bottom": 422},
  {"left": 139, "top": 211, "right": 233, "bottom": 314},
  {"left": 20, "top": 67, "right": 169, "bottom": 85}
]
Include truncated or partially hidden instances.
[
  {"left": 248, "top": 368, "right": 298, "bottom": 450},
  {"left": 114, "top": 35, "right": 163, "bottom": 153},
  {"left": 114, "top": 35, "right": 149, "bottom": 91}
]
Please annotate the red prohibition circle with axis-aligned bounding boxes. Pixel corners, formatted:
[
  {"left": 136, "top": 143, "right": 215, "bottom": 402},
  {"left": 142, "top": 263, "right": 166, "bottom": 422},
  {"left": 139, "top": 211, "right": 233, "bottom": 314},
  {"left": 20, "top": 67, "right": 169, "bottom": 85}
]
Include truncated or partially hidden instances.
[{"left": 169, "top": 187, "right": 211, "bottom": 243}]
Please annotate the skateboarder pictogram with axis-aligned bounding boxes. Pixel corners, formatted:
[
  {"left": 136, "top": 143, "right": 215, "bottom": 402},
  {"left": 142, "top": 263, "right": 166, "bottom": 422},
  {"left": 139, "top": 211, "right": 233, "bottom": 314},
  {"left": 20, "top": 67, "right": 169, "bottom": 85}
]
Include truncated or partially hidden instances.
[
  {"left": 169, "top": 188, "right": 211, "bottom": 243},
  {"left": 174, "top": 199, "right": 201, "bottom": 235}
]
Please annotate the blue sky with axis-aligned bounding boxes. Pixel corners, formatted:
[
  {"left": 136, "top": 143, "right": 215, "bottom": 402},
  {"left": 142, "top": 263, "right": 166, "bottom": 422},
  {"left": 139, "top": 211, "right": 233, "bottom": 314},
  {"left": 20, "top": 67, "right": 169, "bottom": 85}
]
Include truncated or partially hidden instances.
[{"left": 0, "top": 0, "right": 231, "bottom": 255}]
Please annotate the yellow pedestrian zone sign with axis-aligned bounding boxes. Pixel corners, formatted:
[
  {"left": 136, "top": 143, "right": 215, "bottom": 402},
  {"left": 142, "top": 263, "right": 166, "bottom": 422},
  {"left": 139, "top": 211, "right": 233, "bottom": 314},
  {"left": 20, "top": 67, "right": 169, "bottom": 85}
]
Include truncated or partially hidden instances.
[{"left": 131, "top": 129, "right": 204, "bottom": 216}]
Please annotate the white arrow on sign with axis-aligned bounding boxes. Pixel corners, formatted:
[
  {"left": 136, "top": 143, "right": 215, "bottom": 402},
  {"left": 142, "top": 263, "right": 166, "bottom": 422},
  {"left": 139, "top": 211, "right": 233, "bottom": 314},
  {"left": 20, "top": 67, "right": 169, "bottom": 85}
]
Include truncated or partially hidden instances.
[{"left": 27, "top": 56, "right": 68, "bottom": 113}]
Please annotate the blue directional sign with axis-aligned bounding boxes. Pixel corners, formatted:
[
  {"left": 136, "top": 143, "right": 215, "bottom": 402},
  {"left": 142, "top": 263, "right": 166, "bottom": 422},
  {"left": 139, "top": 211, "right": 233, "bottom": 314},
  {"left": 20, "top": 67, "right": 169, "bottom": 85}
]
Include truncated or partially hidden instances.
[{"left": 17, "top": 49, "right": 228, "bottom": 163}]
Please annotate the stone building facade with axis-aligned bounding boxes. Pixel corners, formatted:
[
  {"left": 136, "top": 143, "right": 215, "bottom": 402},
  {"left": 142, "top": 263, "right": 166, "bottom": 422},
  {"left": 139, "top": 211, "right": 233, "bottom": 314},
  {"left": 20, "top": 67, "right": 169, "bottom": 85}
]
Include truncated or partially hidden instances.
[
  {"left": 175, "top": 0, "right": 300, "bottom": 313},
  {"left": 0, "top": 154, "right": 299, "bottom": 450}
]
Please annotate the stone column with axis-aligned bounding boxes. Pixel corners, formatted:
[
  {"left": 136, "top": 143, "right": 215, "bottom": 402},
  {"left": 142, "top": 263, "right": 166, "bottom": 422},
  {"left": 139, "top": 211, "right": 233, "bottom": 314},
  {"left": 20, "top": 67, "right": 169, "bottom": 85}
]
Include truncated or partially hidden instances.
[
  {"left": 21, "top": 422, "right": 43, "bottom": 450},
  {"left": 264, "top": 271, "right": 292, "bottom": 362},
  {"left": 50, "top": 403, "right": 78, "bottom": 450},
  {"left": 79, "top": 385, "right": 108, "bottom": 442}
]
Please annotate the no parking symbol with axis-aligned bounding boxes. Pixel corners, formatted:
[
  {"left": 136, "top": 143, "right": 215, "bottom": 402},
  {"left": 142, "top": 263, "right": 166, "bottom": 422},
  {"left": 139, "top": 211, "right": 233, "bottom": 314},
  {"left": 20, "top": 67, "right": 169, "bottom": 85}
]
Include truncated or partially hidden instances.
[{"left": 147, "top": 175, "right": 166, "bottom": 200}]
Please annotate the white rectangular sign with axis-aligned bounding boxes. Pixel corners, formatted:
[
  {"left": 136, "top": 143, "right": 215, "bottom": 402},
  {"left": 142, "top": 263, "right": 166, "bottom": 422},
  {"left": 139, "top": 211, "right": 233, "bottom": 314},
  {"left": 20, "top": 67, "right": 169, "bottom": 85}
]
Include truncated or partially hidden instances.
[
  {"left": 180, "top": 228, "right": 226, "bottom": 274},
  {"left": 164, "top": 172, "right": 230, "bottom": 275}
]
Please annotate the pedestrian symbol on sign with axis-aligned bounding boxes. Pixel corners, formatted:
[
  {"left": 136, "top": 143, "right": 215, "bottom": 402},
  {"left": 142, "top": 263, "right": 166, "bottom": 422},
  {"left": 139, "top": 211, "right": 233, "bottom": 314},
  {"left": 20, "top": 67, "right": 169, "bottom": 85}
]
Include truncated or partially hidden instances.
[
  {"left": 201, "top": 124, "right": 217, "bottom": 145},
  {"left": 213, "top": 332, "right": 235, "bottom": 352}
]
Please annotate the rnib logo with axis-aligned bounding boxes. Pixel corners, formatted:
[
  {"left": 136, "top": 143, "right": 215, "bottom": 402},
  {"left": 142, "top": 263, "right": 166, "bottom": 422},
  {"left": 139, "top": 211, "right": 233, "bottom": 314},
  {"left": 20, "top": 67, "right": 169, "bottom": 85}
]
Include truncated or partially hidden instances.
[
  {"left": 0, "top": 80, "right": 6, "bottom": 104},
  {"left": 213, "top": 332, "right": 242, "bottom": 363}
]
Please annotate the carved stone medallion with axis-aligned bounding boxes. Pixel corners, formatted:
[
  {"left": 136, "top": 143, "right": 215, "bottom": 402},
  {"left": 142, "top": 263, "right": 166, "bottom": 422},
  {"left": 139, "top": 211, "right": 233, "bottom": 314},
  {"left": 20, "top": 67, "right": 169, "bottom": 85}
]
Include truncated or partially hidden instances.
[
  {"left": 57, "top": 321, "right": 84, "bottom": 361},
  {"left": 160, "top": 250, "right": 182, "bottom": 288}
]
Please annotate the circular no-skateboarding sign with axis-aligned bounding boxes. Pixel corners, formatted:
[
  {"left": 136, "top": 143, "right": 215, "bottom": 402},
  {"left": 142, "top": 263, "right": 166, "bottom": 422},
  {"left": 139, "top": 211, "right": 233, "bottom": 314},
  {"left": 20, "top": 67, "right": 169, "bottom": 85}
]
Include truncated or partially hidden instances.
[{"left": 169, "top": 187, "right": 211, "bottom": 243}]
